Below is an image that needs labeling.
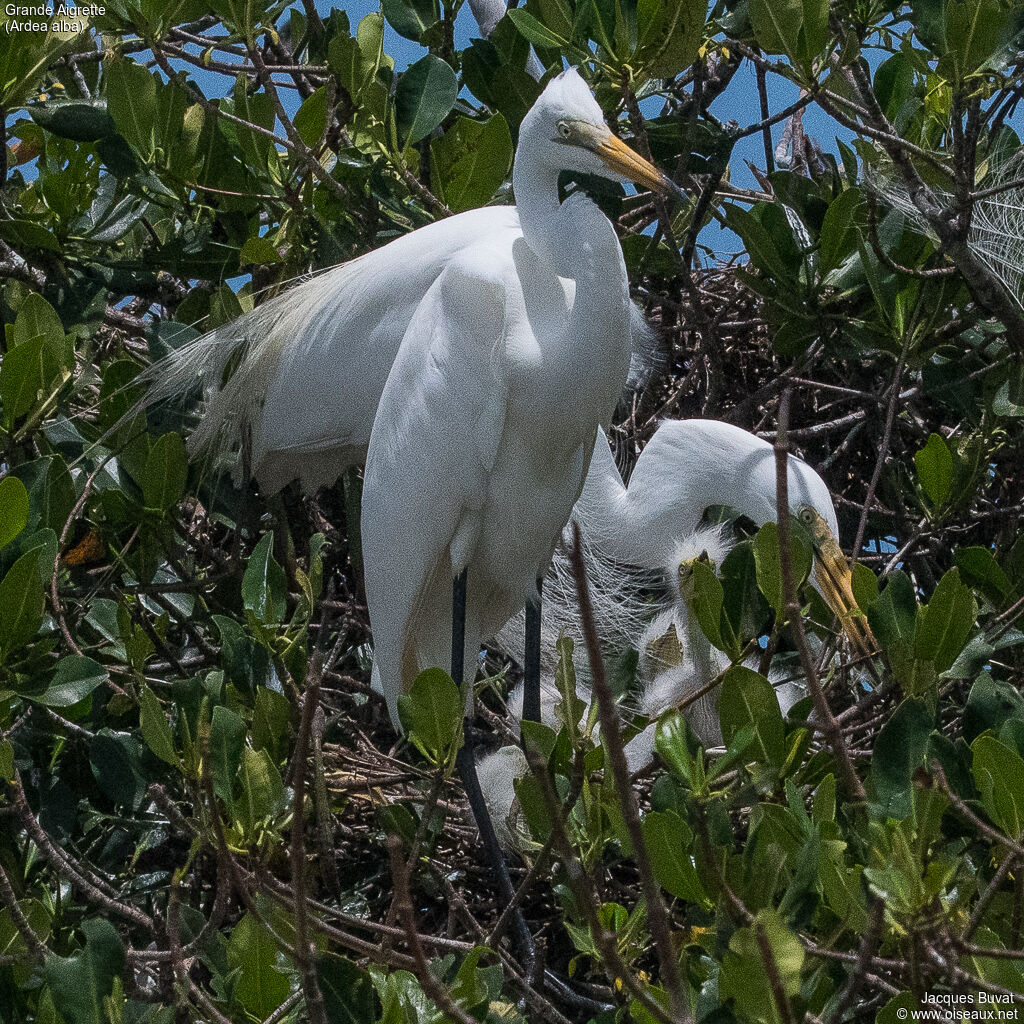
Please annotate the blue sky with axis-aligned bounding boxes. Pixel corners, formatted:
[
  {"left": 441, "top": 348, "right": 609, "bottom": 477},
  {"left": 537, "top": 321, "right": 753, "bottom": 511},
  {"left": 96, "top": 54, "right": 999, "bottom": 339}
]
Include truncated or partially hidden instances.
[{"left": 173, "top": 0, "right": 844, "bottom": 259}]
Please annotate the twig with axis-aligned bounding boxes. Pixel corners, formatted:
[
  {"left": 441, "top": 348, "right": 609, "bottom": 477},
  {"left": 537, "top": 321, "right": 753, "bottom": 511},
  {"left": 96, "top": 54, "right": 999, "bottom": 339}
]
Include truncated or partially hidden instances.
[
  {"left": 290, "top": 654, "right": 327, "bottom": 1024},
  {"left": 570, "top": 522, "right": 692, "bottom": 1024},
  {"left": 387, "top": 836, "right": 479, "bottom": 1024},
  {"left": 774, "top": 390, "right": 865, "bottom": 803}
]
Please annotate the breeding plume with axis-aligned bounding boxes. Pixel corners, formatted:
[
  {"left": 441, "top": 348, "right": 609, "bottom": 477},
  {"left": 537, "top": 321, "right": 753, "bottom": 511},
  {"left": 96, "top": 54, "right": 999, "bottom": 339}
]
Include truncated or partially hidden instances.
[{"left": 361, "top": 69, "right": 680, "bottom": 726}]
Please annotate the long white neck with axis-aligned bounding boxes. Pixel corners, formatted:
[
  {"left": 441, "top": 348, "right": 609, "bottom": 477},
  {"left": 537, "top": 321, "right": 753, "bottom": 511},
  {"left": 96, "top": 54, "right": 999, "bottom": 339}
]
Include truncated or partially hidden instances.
[{"left": 513, "top": 126, "right": 622, "bottom": 283}]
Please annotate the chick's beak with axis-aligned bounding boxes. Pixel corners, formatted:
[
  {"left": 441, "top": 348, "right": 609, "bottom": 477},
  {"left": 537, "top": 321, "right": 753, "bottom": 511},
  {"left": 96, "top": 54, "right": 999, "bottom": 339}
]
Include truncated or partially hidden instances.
[
  {"left": 809, "top": 519, "right": 878, "bottom": 660},
  {"left": 595, "top": 133, "right": 684, "bottom": 201}
]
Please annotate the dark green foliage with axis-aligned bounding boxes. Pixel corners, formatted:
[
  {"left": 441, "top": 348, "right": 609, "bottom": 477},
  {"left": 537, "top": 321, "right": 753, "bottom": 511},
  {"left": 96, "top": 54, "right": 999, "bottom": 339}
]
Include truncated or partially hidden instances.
[{"left": 1, "top": 0, "right": 1024, "bottom": 1021}]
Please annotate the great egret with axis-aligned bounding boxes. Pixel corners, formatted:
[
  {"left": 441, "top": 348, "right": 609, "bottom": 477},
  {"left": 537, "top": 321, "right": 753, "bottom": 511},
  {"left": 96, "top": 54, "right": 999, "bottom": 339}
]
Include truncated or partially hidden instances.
[
  {"left": 142, "top": 127, "right": 657, "bottom": 494},
  {"left": 360, "top": 69, "right": 678, "bottom": 729},
  {"left": 479, "top": 419, "right": 871, "bottom": 843},
  {"left": 355, "top": 67, "right": 678, "bottom": 962},
  {"left": 497, "top": 418, "right": 873, "bottom": 683}
]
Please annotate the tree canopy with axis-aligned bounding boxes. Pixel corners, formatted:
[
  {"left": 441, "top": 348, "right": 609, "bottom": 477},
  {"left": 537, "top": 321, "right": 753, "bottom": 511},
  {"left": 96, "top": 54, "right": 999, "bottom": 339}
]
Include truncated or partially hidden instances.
[{"left": 2, "top": 0, "right": 1024, "bottom": 1022}]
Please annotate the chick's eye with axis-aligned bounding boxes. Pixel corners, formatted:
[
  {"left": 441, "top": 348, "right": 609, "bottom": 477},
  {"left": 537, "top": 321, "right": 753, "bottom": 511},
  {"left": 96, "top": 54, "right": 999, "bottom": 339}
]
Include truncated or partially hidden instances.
[
  {"left": 799, "top": 507, "right": 814, "bottom": 523},
  {"left": 557, "top": 122, "right": 571, "bottom": 139}
]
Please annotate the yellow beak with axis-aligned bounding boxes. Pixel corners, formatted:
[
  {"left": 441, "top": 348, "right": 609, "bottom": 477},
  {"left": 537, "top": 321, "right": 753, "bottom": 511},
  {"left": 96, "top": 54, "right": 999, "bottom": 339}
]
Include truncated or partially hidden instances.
[
  {"left": 806, "top": 512, "right": 878, "bottom": 659},
  {"left": 594, "top": 134, "right": 684, "bottom": 200}
]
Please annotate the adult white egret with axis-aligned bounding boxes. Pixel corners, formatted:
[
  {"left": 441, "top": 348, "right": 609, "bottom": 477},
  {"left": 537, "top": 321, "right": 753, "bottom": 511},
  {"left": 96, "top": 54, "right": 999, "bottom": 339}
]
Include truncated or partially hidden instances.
[
  {"left": 497, "top": 418, "right": 872, "bottom": 680},
  {"left": 141, "top": 111, "right": 658, "bottom": 495},
  {"left": 355, "top": 68, "right": 678, "bottom": 963},
  {"left": 479, "top": 419, "right": 872, "bottom": 842},
  {"left": 360, "top": 68, "right": 678, "bottom": 729}
]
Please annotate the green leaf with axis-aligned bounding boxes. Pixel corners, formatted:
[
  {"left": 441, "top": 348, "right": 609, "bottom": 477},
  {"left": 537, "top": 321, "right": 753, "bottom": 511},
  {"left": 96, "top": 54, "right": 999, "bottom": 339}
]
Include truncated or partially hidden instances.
[
  {"left": 43, "top": 919, "right": 125, "bottom": 1024},
  {"left": 242, "top": 532, "right": 288, "bottom": 625},
  {"left": 104, "top": 58, "right": 158, "bottom": 160},
  {"left": 642, "top": 809, "right": 706, "bottom": 903},
  {"left": 940, "top": 0, "right": 1013, "bottom": 83},
  {"left": 868, "top": 570, "right": 917, "bottom": 650},
  {"left": 964, "top": 673, "right": 1024, "bottom": 745},
  {"left": 381, "top": 0, "right": 439, "bottom": 41},
  {"left": 236, "top": 745, "right": 285, "bottom": 836},
  {"left": 725, "top": 204, "right": 793, "bottom": 284},
  {"left": 294, "top": 86, "right": 327, "bottom": 148},
  {"left": 0, "top": 16, "right": 84, "bottom": 108},
  {"left": 818, "top": 188, "right": 862, "bottom": 273},
  {"left": 753, "top": 520, "right": 812, "bottom": 619},
  {"left": 719, "top": 910, "right": 804, "bottom": 1024},
  {"left": 397, "top": 667, "right": 462, "bottom": 765},
  {"left": 231, "top": 74, "right": 274, "bottom": 169},
  {"left": 719, "top": 665, "right": 786, "bottom": 770},
  {"left": 90, "top": 730, "right": 148, "bottom": 808},
  {"left": 851, "top": 562, "right": 879, "bottom": 610},
  {"left": 139, "top": 683, "right": 178, "bottom": 766},
  {"left": 395, "top": 54, "right": 457, "bottom": 146},
  {"left": 688, "top": 557, "right": 737, "bottom": 657},
  {"left": 33, "top": 656, "right": 108, "bottom": 708},
  {"left": 13, "top": 292, "right": 64, "bottom": 349},
  {"left": 750, "top": 0, "right": 802, "bottom": 57},
  {"left": 0, "top": 476, "right": 29, "bottom": 550},
  {"left": 253, "top": 686, "right": 292, "bottom": 761},
  {"left": 329, "top": 13, "right": 385, "bottom": 100},
  {"left": 954, "top": 546, "right": 1009, "bottom": 606},
  {"left": 972, "top": 735, "right": 1024, "bottom": 841},
  {"left": 141, "top": 431, "right": 188, "bottom": 511},
  {"left": 430, "top": 114, "right": 513, "bottom": 213},
  {"left": 915, "top": 568, "right": 977, "bottom": 673},
  {"left": 878, "top": 992, "right": 918, "bottom": 1024},
  {"left": 506, "top": 8, "right": 574, "bottom": 49},
  {"left": 635, "top": 0, "right": 704, "bottom": 78},
  {"left": 0, "top": 333, "right": 66, "bottom": 427},
  {"left": 915, "top": 432, "right": 953, "bottom": 509},
  {"left": 0, "top": 218, "right": 60, "bottom": 253},
  {"left": 871, "top": 698, "right": 932, "bottom": 819},
  {"left": 209, "top": 706, "right": 245, "bottom": 809},
  {"left": 0, "top": 546, "right": 44, "bottom": 658},
  {"left": 239, "top": 236, "right": 281, "bottom": 266},
  {"left": 29, "top": 97, "right": 118, "bottom": 142},
  {"left": 318, "top": 955, "right": 378, "bottom": 1024},
  {"left": 227, "top": 912, "right": 290, "bottom": 1019}
]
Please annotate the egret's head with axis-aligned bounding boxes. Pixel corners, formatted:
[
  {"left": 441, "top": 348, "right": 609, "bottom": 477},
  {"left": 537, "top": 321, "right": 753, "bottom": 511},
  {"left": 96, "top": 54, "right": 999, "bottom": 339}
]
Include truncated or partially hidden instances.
[
  {"left": 668, "top": 524, "right": 731, "bottom": 601},
  {"left": 797, "top": 503, "right": 877, "bottom": 659},
  {"left": 525, "top": 67, "right": 682, "bottom": 198}
]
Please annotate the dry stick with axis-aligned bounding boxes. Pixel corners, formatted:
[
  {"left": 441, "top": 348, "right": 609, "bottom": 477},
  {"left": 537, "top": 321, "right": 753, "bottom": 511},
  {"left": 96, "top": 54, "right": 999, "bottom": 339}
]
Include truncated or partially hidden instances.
[
  {"left": 755, "top": 64, "right": 774, "bottom": 174},
  {"left": 774, "top": 391, "right": 865, "bottom": 803},
  {"left": 755, "top": 921, "right": 797, "bottom": 1024},
  {"left": 967, "top": 852, "right": 1020, "bottom": 940},
  {"left": 167, "top": 883, "right": 235, "bottom": 1024},
  {"left": 520, "top": 743, "right": 677, "bottom": 1024},
  {"left": 289, "top": 654, "right": 328, "bottom": 1024},
  {"left": 569, "top": 522, "right": 692, "bottom": 1024},
  {"left": 929, "top": 762, "right": 1024, "bottom": 859},
  {"left": 5, "top": 776, "right": 154, "bottom": 929},
  {"left": 387, "top": 836, "right": 480, "bottom": 1024},
  {"left": 0, "top": 859, "right": 47, "bottom": 963},
  {"left": 261, "top": 991, "right": 305, "bottom": 1024},
  {"left": 852, "top": 338, "right": 909, "bottom": 563},
  {"left": 824, "top": 897, "right": 884, "bottom": 1024}
]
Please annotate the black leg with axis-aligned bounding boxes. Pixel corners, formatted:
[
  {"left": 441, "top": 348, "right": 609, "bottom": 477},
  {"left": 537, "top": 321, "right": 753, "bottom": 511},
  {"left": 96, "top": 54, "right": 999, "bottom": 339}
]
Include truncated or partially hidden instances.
[
  {"left": 522, "top": 579, "right": 542, "bottom": 723},
  {"left": 450, "top": 573, "right": 536, "bottom": 971},
  {"left": 451, "top": 569, "right": 467, "bottom": 686}
]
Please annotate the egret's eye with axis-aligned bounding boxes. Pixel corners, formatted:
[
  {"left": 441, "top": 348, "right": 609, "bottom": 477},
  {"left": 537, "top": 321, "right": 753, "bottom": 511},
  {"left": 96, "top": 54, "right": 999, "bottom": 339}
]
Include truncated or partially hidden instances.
[
  {"left": 556, "top": 121, "right": 572, "bottom": 140},
  {"left": 798, "top": 505, "right": 815, "bottom": 524}
]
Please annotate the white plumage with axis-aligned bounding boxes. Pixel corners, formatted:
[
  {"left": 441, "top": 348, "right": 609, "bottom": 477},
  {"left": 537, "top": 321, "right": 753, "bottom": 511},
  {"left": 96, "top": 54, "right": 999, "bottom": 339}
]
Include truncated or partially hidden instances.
[{"left": 359, "top": 69, "right": 678, "bottom": 726}]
